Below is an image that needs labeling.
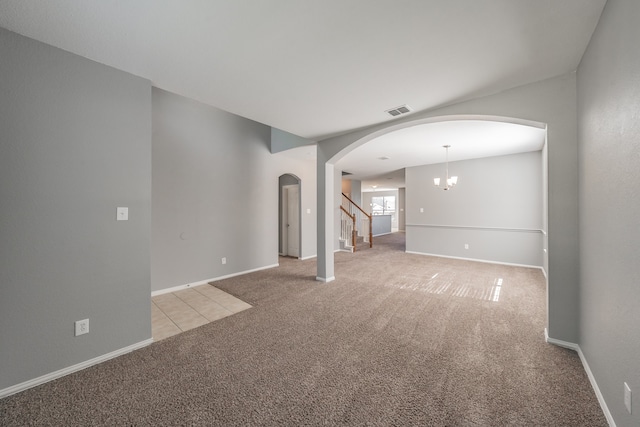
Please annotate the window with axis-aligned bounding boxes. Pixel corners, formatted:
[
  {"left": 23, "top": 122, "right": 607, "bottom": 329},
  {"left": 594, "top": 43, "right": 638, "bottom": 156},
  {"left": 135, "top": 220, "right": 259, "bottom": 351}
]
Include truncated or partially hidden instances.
[{"left": 371, "top": 196, "right": 396, "bottom": 216}]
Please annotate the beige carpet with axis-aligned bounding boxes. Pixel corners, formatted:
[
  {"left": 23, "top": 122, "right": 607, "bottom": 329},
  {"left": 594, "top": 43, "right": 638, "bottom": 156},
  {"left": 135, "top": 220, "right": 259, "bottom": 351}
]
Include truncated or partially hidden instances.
[{"left": 0, "top": 233, "right": 606, "bottom": 426}]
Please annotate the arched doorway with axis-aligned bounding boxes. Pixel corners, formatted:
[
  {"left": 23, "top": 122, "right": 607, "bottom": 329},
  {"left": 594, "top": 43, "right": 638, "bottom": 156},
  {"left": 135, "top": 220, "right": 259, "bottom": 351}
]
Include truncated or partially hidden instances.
[
  {"left": 316, "top": 114, "right": 549, "bottom": 282},
  {"left": 279, "top": 173, "right": 301, "bottom": 258}
]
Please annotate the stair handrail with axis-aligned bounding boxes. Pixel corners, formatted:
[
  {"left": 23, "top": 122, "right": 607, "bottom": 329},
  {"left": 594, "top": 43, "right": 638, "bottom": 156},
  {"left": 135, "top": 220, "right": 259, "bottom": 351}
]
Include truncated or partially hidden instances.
[
  {"left": 342, "top": 193, "right": 370, "bottom": 218},
  {"left": 339, "top": 205, "right": 357, "bottom": 252},
  {"left": 341, "top": 193, "right": 373, "bottom": 248}
]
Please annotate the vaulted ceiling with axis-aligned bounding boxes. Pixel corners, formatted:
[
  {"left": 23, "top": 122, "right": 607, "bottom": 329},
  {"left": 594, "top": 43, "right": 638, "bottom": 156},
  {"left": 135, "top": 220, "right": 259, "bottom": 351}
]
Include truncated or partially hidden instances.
[{"left": 0, "top": 1, "right": 606, "bottom": 142}]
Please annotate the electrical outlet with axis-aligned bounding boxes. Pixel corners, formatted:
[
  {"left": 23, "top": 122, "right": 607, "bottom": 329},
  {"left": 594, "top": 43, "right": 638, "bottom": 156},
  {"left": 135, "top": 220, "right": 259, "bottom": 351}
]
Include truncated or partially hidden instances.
[
  {"left": 464, "top": 244, "right": 469, "bottom": 249},
  {"left": 624, "top": 382, "right": 632, "bottom": 414},
  {"left": 75, "top": 319, "right": 89, "bottom": 336},
  {"left": 221, "top": 257, "right": 226, "bottom": 265}
]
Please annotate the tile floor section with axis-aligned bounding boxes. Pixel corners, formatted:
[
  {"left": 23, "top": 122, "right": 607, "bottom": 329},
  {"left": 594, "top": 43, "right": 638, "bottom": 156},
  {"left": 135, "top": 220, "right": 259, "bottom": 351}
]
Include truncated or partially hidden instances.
[{"left": 152, "top": 284, "right": 252, "bottom": 341}]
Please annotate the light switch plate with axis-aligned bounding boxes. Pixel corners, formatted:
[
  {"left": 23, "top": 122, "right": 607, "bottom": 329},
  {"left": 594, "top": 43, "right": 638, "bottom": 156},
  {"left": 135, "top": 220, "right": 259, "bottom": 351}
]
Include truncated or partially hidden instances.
[
  {"left": 75, "top": 319, "right": 89, "bottom": 336},
  {"left": 117, "top": 207, "right": 129, "bottom": 221}
]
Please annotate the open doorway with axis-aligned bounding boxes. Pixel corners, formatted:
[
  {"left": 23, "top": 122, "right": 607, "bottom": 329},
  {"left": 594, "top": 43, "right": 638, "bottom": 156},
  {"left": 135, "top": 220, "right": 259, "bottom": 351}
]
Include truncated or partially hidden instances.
[
  {"left": 332, "top": 117, "right": 547, "bottom": 271},
  {"left": 279, "top": 174, "right": 301, "bottom": 258}
]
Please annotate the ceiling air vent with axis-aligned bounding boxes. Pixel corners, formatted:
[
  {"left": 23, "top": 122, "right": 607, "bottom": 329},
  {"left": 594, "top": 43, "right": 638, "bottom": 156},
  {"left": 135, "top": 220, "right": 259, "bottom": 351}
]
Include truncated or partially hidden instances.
[{"left": 385, "top": 104, "right": 413, "bottom": 117}]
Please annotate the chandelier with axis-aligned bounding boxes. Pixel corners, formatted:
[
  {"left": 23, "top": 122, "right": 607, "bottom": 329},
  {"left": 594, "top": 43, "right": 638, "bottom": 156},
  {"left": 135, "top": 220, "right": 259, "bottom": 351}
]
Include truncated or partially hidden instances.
[{"left": 433, "top": 145, "right": 458, "bottom": 190}]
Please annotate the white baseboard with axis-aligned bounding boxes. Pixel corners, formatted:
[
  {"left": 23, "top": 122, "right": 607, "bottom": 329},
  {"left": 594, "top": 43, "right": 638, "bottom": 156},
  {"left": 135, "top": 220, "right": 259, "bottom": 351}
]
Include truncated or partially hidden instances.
[
  {"left": 405, "top": 250, "right": 544, "bottom": 271},
  {"left": 544, "top": 328, "right": 579, "bottom": 350},
  {"left": 316, "top": 276, "right": 335, "bottom": 283},
  {"left": 152, "top": 278, "right": 218, "bottom": 296},
  {"left": 151, "top": 263, "right": 279, "bottom": 296},
  {"left": 281, "top": 254, "right": 317, "bottom": 261},
  {"left": 541, "top": 267, "right": 548, "bottom": 279},
  {"left": 577, "top": 347, "right": 616, "bottom": 426},
  {"left": 0, "top": 338, "right": 154, "bottom": 399},
  {"left": 544, "top": 329, "right": 615, "bottom": 427}
]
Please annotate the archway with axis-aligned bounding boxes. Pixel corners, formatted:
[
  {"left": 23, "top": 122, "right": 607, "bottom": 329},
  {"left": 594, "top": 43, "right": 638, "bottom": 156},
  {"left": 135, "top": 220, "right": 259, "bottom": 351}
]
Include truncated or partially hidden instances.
[{"left": 316, "top": 114, "right": 548, "bottom": 283}]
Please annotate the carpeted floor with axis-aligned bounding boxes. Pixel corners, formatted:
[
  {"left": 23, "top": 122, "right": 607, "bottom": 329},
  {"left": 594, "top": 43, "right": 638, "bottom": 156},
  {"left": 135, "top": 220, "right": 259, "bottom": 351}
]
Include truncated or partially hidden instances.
[{"left": 0, "top": 233, "right": 607, "bottom": 426}]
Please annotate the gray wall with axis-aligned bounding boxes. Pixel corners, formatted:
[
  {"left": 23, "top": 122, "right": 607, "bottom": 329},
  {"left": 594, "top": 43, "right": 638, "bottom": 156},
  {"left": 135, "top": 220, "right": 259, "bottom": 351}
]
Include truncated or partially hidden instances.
[
  {"left": 271, "top": 127, "right": 314, "bottom": 153},
  {"left": 152, "top": 89, "right": 318, "bottom": 291},
  {"left": 340, "top": 179, "right": 362, "bottom": 206},
  {"left": 406, "top": 152, "right": 543, "bottom": 267},
  {"left": 341, "top": 179, "right": 352, "bottom": 198},
  {"left": 152, "top": 88, "right": 275, "bottom": 291},
  {"left": 577, "top": 0, "right": 640, "bottom": 424},
  {"left": 350, "top": 180, "right": 364, "bottom": 236},
  {"left": 398, "top": 187, "right": 406, "bottom": 231},
  {"left": 371, "top": 215, "right": 392, "bottom": 236},
  {"left": 0, "top": 28, "right": 152, "bottom": 390},
  {"left": 350, "top": 180, "right": 362, "bottom": 207},
  {"left": 317, "top": 73, "right": 577, "bottom": 342}
]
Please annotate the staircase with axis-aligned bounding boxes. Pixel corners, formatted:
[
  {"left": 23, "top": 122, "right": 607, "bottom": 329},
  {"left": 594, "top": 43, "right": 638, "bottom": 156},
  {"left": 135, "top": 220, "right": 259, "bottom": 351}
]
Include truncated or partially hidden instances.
[{"left": 339, "top": 193, "right": 372, "bottom": 252}]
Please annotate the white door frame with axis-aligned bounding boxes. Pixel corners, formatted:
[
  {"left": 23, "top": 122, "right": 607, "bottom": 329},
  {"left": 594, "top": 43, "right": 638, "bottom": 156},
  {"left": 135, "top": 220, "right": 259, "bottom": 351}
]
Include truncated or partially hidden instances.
[{"left": 281, "top": 184, "right": 300, "bottom": 258}]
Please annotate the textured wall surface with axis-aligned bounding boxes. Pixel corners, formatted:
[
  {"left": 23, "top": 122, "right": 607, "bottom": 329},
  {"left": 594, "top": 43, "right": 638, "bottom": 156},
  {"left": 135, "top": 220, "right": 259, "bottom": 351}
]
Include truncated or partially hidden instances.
[
  {"left": 152, "top": 89, "right": 317, "bottom": 292},
  {"left": 319, "top": 73, "right": 578, "bottom": 341},
  {"left": 0, "top": 28, "right": 152, "bottom": 390},
  {"left": 151, "top": 88, "right": 274, "bottom": 291},
  {"left": 577, "top": 0, "right": 640, "bottom": 424},
  {"left": 406, "top": 152, "right": 543, "bottom": 267}
]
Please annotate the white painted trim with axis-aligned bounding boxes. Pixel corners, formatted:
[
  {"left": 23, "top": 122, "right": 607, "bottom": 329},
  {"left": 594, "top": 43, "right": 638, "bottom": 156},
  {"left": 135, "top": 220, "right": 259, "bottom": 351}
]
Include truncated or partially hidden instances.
[
  {"left": 406, "top": 223, "right": 544, "bottom": 234},
  {"left": 544, "top": 328, "right": 579, "bottom": 350},
  {"left": 209, "top": 264, "right": 280, "bottom": 283},
  {"left": 152, "top": 279, "right": 216, "bottom": 296},
  {"left": 151, "top": 264, "right": 279, "bottom": 296},
  {"left": 300, "top": 254, "right": 317, "bottom": 260},
  {"left": 405, "top": 250, "right": 544, "bottom": 271},
  {"left": 544, "top": 329, "right": 616, "bottom": 427},
  {"left": 0, "top": 338, "right": 154, "bottom": 399},
  {"left": 577, "top": 347, "right": 616, "bottom": 427},
  {"left": 373, "top": 232, "right": 393, "bottom": 237},
  {"left": 316, "top": 276, "right": 335, "bottom": 283}
]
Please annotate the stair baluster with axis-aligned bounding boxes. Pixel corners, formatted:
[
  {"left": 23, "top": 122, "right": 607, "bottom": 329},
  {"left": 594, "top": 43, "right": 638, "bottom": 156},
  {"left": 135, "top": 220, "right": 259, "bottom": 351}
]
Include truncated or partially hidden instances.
[{"left": 341, "top": 193, "right": 373, "bottom": 251}]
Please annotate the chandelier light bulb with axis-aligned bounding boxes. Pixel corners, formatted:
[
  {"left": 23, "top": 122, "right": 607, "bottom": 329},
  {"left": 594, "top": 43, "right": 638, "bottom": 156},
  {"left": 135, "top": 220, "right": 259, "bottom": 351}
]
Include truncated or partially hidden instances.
[{"left": 434, "top": 145, "right": 458, "bottom": 191}]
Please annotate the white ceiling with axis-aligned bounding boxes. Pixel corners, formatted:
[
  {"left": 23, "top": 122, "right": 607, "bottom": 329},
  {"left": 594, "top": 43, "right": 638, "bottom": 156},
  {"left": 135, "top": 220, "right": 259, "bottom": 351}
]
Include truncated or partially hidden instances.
[
  {"left": 337, "top": 120, "right": 546, "bottom": 190},
  {"left": 0, "top": 0, "right": 606, "bottom": 142}
]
